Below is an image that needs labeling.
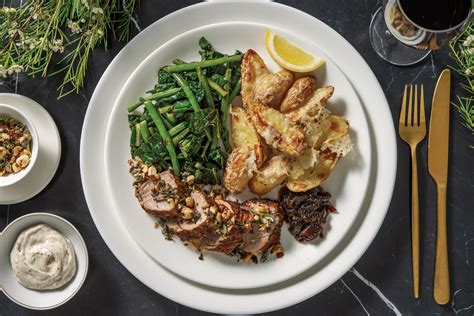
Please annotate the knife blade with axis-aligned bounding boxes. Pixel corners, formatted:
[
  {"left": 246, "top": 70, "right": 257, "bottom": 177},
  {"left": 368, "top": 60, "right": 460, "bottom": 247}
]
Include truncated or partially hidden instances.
[
  {"left": 428, "top": 69, "right": 450, "bottom": 183},
  {"left": 428, "top": 68, "right": 451, "bottom": 305}
]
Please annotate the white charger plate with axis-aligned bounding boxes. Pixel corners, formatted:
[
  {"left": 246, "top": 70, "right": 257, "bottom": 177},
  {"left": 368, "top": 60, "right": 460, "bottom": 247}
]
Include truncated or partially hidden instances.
[
  {"left": 81, "top": 2, "right": 397, "bottom": 313},
  {"left": 105, "top": 22, "right": 371, "bottom": 289}
]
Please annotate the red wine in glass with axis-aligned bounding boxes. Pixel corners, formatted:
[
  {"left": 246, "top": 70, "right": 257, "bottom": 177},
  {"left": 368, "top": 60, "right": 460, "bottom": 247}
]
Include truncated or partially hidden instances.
[{"left": 369, "top": 0, "right": 472, "bottom": 65}]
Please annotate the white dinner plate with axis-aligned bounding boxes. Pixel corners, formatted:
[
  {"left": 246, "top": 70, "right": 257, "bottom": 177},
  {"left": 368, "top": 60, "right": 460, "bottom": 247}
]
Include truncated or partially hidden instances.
[
  {"left": 105, "top": 22, "right": 371, "bottom": 289},
  {"left": 81, "top": 2, "right": 397, "bottom": 313}
]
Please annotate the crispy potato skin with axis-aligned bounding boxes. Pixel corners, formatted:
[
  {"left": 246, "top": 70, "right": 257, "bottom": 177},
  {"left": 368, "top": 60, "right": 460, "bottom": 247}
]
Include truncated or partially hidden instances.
[
  {"left": 230, "top": 105, "right": 269, "bottom": 167},
  {"left": 223, "top": 147, "right": 257, "bottom": 194},
  {"left": 285, "top": 86, "right": 334, "bottom": 123},
  {"left": 251, "top": 101, "right": 306, "bottom": 156},
  {"left": 249, "top": 156, "right": 290, "bottom": 195},
  {"left": 253, "top": 70, "right": 294, "bottom": 110},
  {"left": 286, "top": 150, "right": 339, "bottom": 192},
  {"left": 280, "top": 76, "right": 317, "bottom": 113},
  {"left": 241, "top": 49, "right": 269, "bottom": 109}
]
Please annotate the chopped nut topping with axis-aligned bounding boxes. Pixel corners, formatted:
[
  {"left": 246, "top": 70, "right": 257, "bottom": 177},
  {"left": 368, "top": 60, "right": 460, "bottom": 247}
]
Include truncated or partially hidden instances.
[
  {"left": 222, "top": 210, "right": 231, "bottom": 221},
  {"left": 0, "top": 116, "right": 32, "bottom": 177},
  {"left": 185, "top": 175, "right": 195, "bottom": 185},
  {"left": 181, "top": 206, "right": 194, "bottom": 220},
  {"left": 216, "top": 212, "right": 222, "bottom": 223},
  {"left": 185, "top": 196, "right": 194, "bottom": 208},
  {"left": 167, "top": 198, "right": 176, "bottom": 209}
]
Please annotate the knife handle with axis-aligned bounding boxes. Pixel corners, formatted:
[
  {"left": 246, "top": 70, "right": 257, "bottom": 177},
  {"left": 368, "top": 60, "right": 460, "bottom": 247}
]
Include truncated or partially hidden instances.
[
  {"left": 410, "top": 146, "right": 420, "bottom": 299},
  {"left": 434, "top": 184, "right": 450, "bottom": 304}
]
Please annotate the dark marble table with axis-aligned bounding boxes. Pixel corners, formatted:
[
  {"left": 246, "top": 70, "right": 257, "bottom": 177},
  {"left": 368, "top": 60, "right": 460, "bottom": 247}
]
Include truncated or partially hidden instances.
[{"left": 1, "top": 1, "right": 473, "bottom": 315}]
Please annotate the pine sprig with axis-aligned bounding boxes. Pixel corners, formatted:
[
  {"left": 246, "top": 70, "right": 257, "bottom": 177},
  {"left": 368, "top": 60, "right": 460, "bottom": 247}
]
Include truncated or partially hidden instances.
[
  {"left": 452, "top": 96, "right": 473, "bottom": 131},
  {"left": 0, "top": 0, "right": 139, "bottom": 99},
  {"left": 449, "top": 20, "right": 474, "bottom": 143}
]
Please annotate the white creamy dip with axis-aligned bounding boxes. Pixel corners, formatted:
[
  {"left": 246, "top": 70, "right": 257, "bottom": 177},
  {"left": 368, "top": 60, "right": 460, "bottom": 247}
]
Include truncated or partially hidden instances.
[{"left": 10, "top": 224, "right": 77, "bottom": 290}]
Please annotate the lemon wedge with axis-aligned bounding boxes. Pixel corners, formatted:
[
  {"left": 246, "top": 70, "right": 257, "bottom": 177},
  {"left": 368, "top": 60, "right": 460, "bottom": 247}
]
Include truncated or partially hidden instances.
[{"left": 266, "top": 30, "right": 325, "bottom": 73}]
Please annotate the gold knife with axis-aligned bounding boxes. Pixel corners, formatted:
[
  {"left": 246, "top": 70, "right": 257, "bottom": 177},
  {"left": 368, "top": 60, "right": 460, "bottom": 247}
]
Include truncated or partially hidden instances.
[{"left": 428, "top": 69, "right": 451, "bottom": 305}]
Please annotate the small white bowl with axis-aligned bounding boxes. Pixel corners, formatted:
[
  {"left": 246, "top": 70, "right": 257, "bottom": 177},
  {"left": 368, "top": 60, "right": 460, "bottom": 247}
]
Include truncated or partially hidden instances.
[
  {"left": 0, "top": 103, "right": 39, "bottom": 187},
  {"left": 0, "top": 213, "right": 89, "bottom": 310}
]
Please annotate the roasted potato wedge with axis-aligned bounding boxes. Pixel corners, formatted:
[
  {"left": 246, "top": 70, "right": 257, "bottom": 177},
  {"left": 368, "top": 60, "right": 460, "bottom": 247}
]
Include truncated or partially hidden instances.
[
  {"left": 287, "top": 147, "right": 320, "bottom": 180},
  {"left": 286, "top": 86, "right": 334, "bottom": 123},
  {"left": 253, "top": 70, "right": 294, "bottom": 110},
  {"left": 241, "top": 49, "right": 269, "bottom": 109},
  {"left": 280, "top": 76, "right": 317, "bottom": 113},
  {"left": 223, "top": 147, "right": 257, "bottom": 194},
  {"left": 319, "top": 115, "right": 352, "bottom": 156},
  {"left": 230, "top": 105, "right": 269, "bottom": 167},
  {"left": 249, "top": 155, "right": 290, "bottom": 195},
  {"left": 251, "top": 101, "right": 306, "bottom": 156},
  {"left": 286, "top": 150, "right": 339, "bottom": 192},
  {"left": 322, "top": 115, "right": 349, "bottom": 141}
]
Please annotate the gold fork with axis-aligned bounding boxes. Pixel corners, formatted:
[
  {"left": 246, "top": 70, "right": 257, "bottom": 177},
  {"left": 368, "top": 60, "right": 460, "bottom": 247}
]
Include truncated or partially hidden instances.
[{"left": 399, "top": 84, "right": 426, "bottom": 299}]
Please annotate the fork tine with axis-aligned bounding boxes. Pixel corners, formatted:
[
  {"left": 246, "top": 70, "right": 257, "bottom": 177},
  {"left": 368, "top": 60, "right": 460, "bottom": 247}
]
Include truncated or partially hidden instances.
[
  {"left": 414, "top": 85, "right": 418, "bottom": 126},
  {"left": 407, "top": 85, "right": 413, "bottom": 126},
  {"left": 420, "top": 84, "right": 425, "bottom": 124},
  {"left": 400, "top": 85, "right": 407, "bottom": 126}
]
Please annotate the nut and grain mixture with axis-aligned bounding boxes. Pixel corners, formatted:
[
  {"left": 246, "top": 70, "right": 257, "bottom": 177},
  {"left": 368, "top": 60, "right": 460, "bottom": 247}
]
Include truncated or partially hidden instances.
[{"left": 0, "top": 116, "right": 32, "bottom": 176}]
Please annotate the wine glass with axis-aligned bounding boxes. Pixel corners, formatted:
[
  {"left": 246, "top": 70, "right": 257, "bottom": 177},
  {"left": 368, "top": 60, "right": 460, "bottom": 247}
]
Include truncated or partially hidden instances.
[{"left": 369, "top": 0, "right": 472, "bottom": 66}]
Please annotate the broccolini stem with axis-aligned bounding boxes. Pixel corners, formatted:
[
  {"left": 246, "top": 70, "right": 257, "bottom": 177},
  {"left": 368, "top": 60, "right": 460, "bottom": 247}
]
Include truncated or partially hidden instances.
[
  {"left": 171, "top": 72, "right": 212, "bottom": 140},
  {"left": 168, "top": 122, "right": 187, "bottom": 137},
  {"left": 197, "top": 67, "right": 215, "bottom": 108},
  {"left": 170, "top": 73, "right": 202, "bottom": 114},
  {"left": 227, "top": 78, "right": 241, "bottom": 104},
  {"left": 159, "top": 105, "right": 172, "bottom": 114},
  {"left": 201, "top": 137, "right": 212, "bottom": 158},
  {"left": 165, "top": 112, "right": 176, "bottom": 125},
  {"left": 144, "top": 101, "right": 180, "bottom": 175},
  {"left": 220, "top": 68, "right": 232, "bottom": 114},
  {"left": 165, "top": 54, "right": 242, "bottom": 72},
  {"left": 208, "top": 78, "right": 228, "bottom": 97},
  {"left": 139, "top": 121, "right": 150, "bottom": 142},
  {"left": 134, "top": 123, "right": 141, "bottom": 147},
  {"left": 162, "top": 115, "right": 174, "bottom": 130},
  {"left": 127, "top": 87, "right": 181, "bottom": 112},
  {"left": 172, "top": 128, "right": 190, "bottom": 144}
]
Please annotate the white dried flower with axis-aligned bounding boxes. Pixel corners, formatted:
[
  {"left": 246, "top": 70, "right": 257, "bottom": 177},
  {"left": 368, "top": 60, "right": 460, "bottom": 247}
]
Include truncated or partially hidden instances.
[
  {"left": 81, "top": 0, "right": 90, "bottom": 9},
  {"left": 2, "top": 7, "right": 17, "bottom": 14},
  {"left": 463, "top": 35, "right": 474, "bottom": 47},
  {"left": 28, "top": 38, "right": 40, "bottom": 50},
  {"left": 465, "top": 68, "right": 473, "bottom": 76},
  {"left": 91, "top": 7, "right": 104, "bottom": 15},
  {"left": 48, "top": 38, "right": 64, "bottom": 53},
  {"left": 97, "top": 29, "right": 104, "bottom": 37},
  {"left": 0, "top": 65, "right": 7, "bottom": 78},
  {"left": 67, "top": 20, "right": 82, "bottom": 34},
  {"left": 7, "top": 65, "right": 24, "bottom": 75}
]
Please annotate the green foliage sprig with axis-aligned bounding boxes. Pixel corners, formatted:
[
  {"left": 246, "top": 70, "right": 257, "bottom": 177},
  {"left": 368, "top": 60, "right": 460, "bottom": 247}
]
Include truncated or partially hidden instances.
[
  {"left": 0, "top": 0, "right": 138, "bottom": 98},
  {"left": 449, "top": 21, "right": 473, "bottom": 141}
]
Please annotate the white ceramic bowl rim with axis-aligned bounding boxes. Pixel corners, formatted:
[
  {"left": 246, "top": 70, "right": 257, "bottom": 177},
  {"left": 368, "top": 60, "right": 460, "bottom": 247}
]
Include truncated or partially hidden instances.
[
  {"left": 0, "top": 103, "right": 39, "bottom": 187},
  {"left": 0, "top": 212, "right": 89, "bottom": 310}
]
